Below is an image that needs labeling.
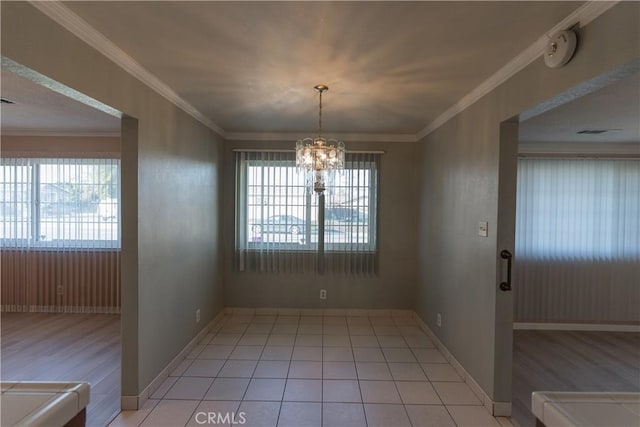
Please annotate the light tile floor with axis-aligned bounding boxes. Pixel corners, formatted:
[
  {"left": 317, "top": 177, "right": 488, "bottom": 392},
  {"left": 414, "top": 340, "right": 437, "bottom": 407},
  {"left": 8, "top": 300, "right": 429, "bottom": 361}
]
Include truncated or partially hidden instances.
[{"left": 109, "top": 313, "right": 513, "bottom": 427}]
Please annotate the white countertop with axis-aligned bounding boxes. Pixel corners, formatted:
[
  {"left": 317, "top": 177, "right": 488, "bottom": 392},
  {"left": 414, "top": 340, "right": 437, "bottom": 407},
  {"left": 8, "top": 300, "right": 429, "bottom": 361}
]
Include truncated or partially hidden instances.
[
  {"left": 532, "top": 391, "right": 640, "bottom": 427},
  {"left": 1, "top": 381, "right": 90, "bottom": 427}
]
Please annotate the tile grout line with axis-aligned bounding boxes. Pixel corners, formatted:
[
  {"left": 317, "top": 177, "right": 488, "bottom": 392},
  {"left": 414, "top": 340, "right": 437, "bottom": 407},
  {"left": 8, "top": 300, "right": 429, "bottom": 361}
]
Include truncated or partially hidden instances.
[
  {"left": 266, "top": 313, "right": 284, "bottom": 427},
  {"left": 195, "top": 322, "right": 223, "bottom": 420},
  {"left": 202, "top": 314, "right": 242, "bottom": 427},
  {"left": 353, "top": 316, "right": 369, "bottom": 427},
  {"left": 136, "top": 312, "right": 497, "bottom": 427},
  {"left": 144, "top": 314, "right": 229, "bottom": 426},
  {"left": 219, "top": 313, "right": 249, "bottom": 422},
  {"left": 394, "top": 319, "right": 416, "bottom": 427},
  {"left": 194, "top": 315, "right": 223, "bottom": 425}
]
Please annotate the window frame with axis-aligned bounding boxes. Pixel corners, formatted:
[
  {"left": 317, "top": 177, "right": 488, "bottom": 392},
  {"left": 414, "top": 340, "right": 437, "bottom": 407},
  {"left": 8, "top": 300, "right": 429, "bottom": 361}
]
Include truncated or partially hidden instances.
[
  {"left": 236, "top": 152, "right": 379, "bottom": 254},
  {"left": 0, "top": 157, "right": 121, "bottom": 250}
]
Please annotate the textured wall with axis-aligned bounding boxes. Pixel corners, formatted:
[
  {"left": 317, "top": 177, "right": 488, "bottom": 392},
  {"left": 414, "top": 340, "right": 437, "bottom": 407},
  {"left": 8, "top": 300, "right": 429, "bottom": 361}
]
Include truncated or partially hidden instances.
[
  {"left": 1, "top": 2, "right": 225, "bottom": 397},
  {"left": 416, "top": 2, "right": 640, "bottom": 404},
  {"left": 223, "top": 140, "right": 419, "bottom": 310}
]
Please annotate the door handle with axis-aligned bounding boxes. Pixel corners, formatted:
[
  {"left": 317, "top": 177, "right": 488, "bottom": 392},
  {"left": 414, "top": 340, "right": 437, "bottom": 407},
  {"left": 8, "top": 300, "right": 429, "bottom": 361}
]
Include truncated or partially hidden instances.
[{"left": 499, "top": 249, "right": 513, "bottom": 291}]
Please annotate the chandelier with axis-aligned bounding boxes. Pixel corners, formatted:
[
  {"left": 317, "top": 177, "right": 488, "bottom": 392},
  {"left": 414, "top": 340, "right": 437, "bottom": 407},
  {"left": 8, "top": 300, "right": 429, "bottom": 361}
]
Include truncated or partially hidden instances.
[{"left": 296, "top": 84, "right": 345, "bottom": 194}]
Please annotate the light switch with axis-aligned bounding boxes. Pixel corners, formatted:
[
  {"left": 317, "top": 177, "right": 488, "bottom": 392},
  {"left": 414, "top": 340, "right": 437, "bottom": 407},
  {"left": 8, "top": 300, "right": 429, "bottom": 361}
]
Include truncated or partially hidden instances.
[{"left": 478, "top": 221, "right": 488, "bottom": 237}]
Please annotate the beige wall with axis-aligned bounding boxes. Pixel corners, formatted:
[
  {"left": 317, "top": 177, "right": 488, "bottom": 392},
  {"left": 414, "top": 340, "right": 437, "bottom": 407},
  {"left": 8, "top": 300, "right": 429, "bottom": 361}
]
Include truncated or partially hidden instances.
[
  {"left": 223, "top": 140, "right": 418, "bottom": 309},
  {"left": 1, "top": 135, "right": 120, "bottom": 157},
  {"left": 1, "top": 2, "right": 225, "bottom": 398},
  {"left": 416, "top": 2, "right": 639, "bottom": 405}
]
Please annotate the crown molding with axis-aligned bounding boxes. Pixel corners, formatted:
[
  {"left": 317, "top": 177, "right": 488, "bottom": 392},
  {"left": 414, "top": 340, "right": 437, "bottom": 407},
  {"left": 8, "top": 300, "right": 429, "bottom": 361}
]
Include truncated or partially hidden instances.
[
  {"left": 519, "top": 141, "right": 640, "bottom": 156},
  {"left": 2, "top": 56, "right": 122, "bottom": 120},
  {"left": 416, "top": 1, "right": 620, "bottom": 141},
  {"left": 1, "top": 129, "right": 121, "bottom": 138},
  {"left": 28, "top": 1, "right": 619, "bottom": 144},
  {"left": 29, "top": 1, "right": 225, "bottom": 138},
  {"left": 520, "top": 59, "right": 640, "bottom": 123},
  {"left": 225, "top": 131, "right": 416, "bottom": 143}
]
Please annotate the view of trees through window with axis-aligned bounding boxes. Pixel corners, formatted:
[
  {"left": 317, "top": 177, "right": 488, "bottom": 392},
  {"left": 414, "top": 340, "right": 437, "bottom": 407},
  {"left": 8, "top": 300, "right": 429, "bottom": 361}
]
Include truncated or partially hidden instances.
[{"left": 0, "top": 158, "right": 120, "bottom": 247}]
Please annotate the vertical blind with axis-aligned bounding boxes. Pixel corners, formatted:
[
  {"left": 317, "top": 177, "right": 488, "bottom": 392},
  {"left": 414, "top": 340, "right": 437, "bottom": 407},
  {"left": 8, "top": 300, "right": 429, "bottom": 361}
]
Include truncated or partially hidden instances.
[
  {"left": 1, "top": 158, "right": 121, "bottom": 313},
  {"left": 514, "top": 158, "right": 639, "bottom": 323},
  {"left": 235, "top": 150, "right": 379, "bottom": 274},
  {"left": 516, "top": 158, "right": 639, "bottom": 261},
  {"left": 1, "top": 158, "right": 120, "bottom": 249}
]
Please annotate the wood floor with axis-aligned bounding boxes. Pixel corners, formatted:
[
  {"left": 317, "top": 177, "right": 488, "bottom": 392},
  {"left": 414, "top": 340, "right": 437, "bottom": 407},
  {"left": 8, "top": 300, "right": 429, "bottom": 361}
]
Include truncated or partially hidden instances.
[
  {"left": 1, "top": 313, "right": 121, "bottom": 427},
  {"left": 512, "top": 330, "right": 640, "bottom": 427}
]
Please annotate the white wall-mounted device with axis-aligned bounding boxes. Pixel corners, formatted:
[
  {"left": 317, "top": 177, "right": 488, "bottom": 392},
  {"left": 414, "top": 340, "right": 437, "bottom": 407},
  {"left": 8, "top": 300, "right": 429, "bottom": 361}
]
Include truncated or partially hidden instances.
[{"left": 544, "top": 29, "right": 577, "bottom": 69}]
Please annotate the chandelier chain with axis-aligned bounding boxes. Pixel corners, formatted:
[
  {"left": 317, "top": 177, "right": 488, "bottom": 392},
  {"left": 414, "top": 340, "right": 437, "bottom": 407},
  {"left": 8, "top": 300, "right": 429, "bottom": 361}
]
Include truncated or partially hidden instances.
[{"left": 318, "top": 90, "right": 323, "bottom": 139}]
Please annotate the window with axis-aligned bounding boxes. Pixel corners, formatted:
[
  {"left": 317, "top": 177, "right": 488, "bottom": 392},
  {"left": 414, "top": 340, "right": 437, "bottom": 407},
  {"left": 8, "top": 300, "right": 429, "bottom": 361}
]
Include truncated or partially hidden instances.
[
  {"left": 235, "top": 151, "right": 379, "bottom": 273},
  {"left": 0, "top": 158, "right": 120, "bottom": 249},
  {"left": 516, "top": 158, "right": 639, "bottom": 261}
]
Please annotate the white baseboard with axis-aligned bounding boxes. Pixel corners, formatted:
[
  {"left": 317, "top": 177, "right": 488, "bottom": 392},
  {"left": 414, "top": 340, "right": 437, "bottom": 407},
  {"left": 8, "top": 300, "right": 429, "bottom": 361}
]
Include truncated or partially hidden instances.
[
  {"left": 514, "top": 322, "right": 640, "bottom": 332},
  {"left": 226, "top": 307, "right": 414, "bottom": 318},
  {"left": 412, "top": 313, "right": 512, "bottom": 417},
  {"left": 120, "top": 309, "right": 227, "bottom": 410}
]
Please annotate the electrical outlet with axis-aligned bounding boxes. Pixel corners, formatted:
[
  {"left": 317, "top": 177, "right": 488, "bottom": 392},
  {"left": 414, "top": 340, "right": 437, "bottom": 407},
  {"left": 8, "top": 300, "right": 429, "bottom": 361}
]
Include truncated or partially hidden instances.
[
  {"left": 56, "top": 285, "right": 64, "bottom": 296},
  {"left": 319, "top": 289, "right": 327, "bottom": 300},
  {"left": 196, "top": 309, "right": 201, "bottom": 323},
  {"left": 437, "top": 313, "right": 442, "bottom": 327}
]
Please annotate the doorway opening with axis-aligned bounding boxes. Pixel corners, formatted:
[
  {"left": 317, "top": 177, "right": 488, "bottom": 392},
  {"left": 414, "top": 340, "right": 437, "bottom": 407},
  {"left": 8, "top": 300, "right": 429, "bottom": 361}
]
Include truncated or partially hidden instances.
[
  {"left": 1, "top": 59, "right": 126, "bottom": 426},
  {"left": 509, "top": 69, "right": 640, "bottom": 426}
]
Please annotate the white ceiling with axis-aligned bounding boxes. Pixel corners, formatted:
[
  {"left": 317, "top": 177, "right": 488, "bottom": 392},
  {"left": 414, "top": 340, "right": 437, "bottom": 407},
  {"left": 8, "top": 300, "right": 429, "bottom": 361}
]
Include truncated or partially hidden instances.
[
  {"left": 4, "top": 1, "right": 635, "bottom": 147},
  {"left": 1, "top": 69, "right": 121, "bottom": 135},
  {"left": 520, "top": 71, "right": 640, "bottom": 144},
  {"left": 56, "top": 1, "right": 581, "bottom": 136}
]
